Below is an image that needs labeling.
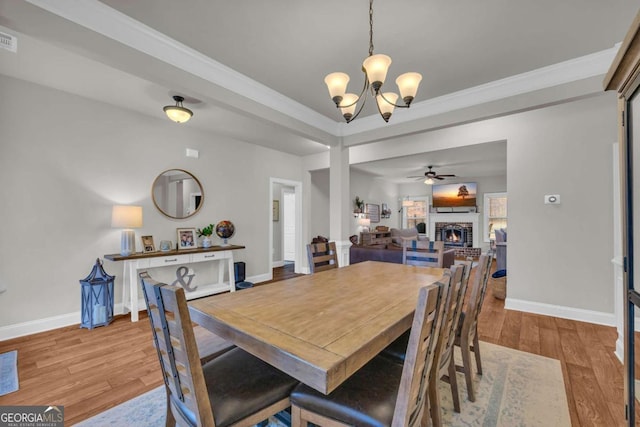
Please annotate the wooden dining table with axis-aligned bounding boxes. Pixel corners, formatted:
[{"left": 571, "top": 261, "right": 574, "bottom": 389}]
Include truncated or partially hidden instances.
[{"left": 188, "top": 261, "right": 445, "bottom": 394}]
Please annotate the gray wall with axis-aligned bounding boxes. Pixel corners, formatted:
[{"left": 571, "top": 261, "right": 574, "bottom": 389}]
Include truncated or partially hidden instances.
[
  {"left": 506, "top": 94, "right": 615, "bottom": 313},
  {"left": 0, "top": 74, "right": 303, "bottom": 328}
]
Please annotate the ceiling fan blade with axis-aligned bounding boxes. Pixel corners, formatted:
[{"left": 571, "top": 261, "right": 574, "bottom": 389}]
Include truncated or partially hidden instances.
[
  {"left": 434, "top": 176, "right": 445, "bottom": 180},
  {"left": 407, "top": 175, "right": 425, "bottom": 178},
  {"left": 436, "top": 174, "right": 456, "bottom": 177}
]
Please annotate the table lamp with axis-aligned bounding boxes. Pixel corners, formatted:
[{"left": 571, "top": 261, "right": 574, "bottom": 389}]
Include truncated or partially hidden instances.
[
  {"left": 358, "top": 217, "right": 370, "bottom": 232},
  {"left": 111, "top": 205, "right": 143, "bottom": 256}
]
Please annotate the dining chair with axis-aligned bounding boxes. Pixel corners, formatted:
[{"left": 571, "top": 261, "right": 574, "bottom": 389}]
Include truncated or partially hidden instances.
[
  {"left": 454, "top": 253, "right": 492, "bottom": 402},
  {"left": 402, "top": 240, "right": 445, "bottom": 267},
  {"left": 290, "top": 275, "right": 451, "bottom": 427},
  {"left": 428, "top": 263, "right": 469, "bottom": 426},
  {"left": 139, "top": 272, "right": 299, "bottom": 427},
  {"left": 307, "top": 241, "right": 339, "bottom": 273}
]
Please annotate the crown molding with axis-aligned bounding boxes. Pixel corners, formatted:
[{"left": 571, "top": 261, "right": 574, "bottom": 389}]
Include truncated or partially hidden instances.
[
  {"left": 340, "top": 45, "right": 621, "bottom": 136},
  {"left": 26, "top": 0, "right": 621, "bottom": 139},
  {"left": 26, "top": 0, "right": 338, "bottom": 133}
]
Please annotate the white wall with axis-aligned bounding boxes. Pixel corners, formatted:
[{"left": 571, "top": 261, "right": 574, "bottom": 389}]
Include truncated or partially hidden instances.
[
  {"left": 310, "top": 169, "right": 330, "bottom": 239},
  {"left": 0, "top": 74, "right": 303, "bottom": 331}
]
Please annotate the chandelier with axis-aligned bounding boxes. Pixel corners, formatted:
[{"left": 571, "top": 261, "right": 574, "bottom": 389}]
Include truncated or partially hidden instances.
[{"left": 324, "top": 0, "right": 422, "bottom": 123}]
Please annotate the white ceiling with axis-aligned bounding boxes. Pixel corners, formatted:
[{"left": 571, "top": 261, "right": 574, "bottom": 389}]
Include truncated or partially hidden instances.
[{"left": 0, "top": 0, "right": 636, "bottom": 179}]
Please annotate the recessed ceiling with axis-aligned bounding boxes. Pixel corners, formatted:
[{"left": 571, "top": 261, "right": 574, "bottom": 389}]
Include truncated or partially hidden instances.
[{"left": 0, "top": 0, "right": 636, "bottom": 173}]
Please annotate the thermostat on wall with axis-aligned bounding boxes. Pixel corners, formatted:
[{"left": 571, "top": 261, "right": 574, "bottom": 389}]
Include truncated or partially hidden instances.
[{"left": 544, "top": 194, "right": 561, "bottom": 204}]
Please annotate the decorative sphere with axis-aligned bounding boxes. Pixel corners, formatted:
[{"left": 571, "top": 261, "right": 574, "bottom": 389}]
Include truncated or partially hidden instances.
[{"left": 215, "top": 220, "right": 235, "bottom": 240}]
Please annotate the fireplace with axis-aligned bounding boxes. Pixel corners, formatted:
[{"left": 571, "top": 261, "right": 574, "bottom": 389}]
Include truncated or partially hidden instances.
[{"left": 435, "top": 222, "right": 473, "bottom": 248}]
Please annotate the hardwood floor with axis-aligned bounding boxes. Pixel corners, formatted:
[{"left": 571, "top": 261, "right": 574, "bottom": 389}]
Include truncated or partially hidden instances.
[{"left": 0, "top": 262, "right": 632, "bottom": 425}]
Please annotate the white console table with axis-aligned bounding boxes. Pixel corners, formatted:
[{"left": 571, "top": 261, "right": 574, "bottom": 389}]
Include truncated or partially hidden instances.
[{"left": 105, "top": 245, "right": 245, "bottom": 321}]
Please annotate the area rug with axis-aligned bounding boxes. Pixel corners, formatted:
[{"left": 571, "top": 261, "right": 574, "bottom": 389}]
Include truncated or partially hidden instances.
[
  {"left": 441, "top": 341, "right": 570, "bottom": 426},
  {"left": 0, "top": 350, "right": 19, "bottom": 396},
  {"left": 74, "top": 342, "right": 569, "bottom": 426}
]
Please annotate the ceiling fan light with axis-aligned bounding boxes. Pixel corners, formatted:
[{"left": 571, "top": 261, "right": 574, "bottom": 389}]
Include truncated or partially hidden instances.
[
  {"left": 376, "top": 92, "right": 398, "bottom": 122},
  {"left": 396, "top": 72, "right": 422, "bottom": 105},
  {"left": 363, "top": 54, "right": 392, "bottom": 91},
  {"left": 163, "top": 96, "right": 193, "bottom": 123},
  {"left": 424, "top": 177, "right": 434, "bottom": 185},
  {"left": 325, "top": 72, "right": 350, "bottom": 106}
]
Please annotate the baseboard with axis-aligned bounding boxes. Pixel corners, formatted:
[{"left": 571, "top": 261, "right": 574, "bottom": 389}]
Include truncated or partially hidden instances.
[
  {"left": 249, "top": 273, "right": 272, "bottom": 284},
  {"left": 272, "top": 260, "right": 285, "bottom": 268},
  {"left": 505, "top": 298, "right": 616, "bottom": 327},
  {"left": 0, "top": 303, "right": 131, "bottom": 341}
]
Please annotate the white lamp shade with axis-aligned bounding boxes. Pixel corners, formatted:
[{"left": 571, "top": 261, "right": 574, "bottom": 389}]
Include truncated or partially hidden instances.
[
  {"left": 376, "top": 92, "right": 399, "bottom": 116},
  {"left": 358, "top": 218, "right": 371, "bottom": 226},
  {"left": 339, "top": 93, "right": 359, "bottom": 117},
  {"left": 424, "top": 177, "right": 434, "bottom": 185},
  {"left": 362, "top": 54, "right": 392, "bottom": 86},
  {"left": 111, "top": 205, "right": 143, "bottom": 228},
  {"left": 396, "top": 72, "right": 422, "bottom": 101},
  {"left": 164, "top": 106, "right": 192, "bottom": 123},
  {"left": 324, "top": 72, "right": 350, "bottom": 100}
]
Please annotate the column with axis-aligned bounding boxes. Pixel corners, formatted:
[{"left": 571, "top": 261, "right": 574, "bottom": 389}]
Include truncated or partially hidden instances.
[{"left": 329, "top": 141, "right": 352, "bottom": 266}]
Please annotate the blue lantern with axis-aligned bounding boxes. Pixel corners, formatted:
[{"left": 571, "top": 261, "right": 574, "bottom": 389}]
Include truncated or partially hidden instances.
[{"left": 80, "top": 258, "right": 115, "bottom": 329}]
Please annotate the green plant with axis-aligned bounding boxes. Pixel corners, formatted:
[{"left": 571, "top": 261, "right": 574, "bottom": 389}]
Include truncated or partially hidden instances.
[
  {"left": 355, "top": 196, "right": 364, "bottom": 211},
  {"left": 197, "top": 224, "right": 215, "bottom": 237}
]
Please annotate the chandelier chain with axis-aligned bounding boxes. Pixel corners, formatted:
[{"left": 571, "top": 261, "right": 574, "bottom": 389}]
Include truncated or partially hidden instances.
[{"left": 369, "top": 0, "right": 374, "bottom": 56}]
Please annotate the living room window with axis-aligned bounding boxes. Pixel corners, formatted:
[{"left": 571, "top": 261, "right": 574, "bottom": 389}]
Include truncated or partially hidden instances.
[
  {"left": 402, "top": 197, "right": 429, "bottom": 232},
  {"left": 483, "top": 192, "right": 507, "bottom": 242}
]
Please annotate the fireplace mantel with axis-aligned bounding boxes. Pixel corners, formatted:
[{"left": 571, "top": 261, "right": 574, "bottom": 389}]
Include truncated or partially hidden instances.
[{"left": 429, "top": 212, "right": 480, "bottom": 248}]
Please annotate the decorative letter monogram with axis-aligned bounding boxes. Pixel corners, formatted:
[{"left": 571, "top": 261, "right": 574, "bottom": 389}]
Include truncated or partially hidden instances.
[{"left": 172, "top": 266, "right": 197, "bottom": 292}]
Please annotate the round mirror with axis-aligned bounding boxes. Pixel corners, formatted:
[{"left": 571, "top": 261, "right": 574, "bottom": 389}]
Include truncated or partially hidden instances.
[{"left": 152, "top": 169, "right": 204, "bottom": 219}]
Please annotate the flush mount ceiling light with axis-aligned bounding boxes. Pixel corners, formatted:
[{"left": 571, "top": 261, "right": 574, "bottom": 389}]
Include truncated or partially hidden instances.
[
  {"left": 324, "top": 0, "right": 422, "bottom": 123},
  {"left": 163, "top": 95, "right": 193, "bottom": 123}
]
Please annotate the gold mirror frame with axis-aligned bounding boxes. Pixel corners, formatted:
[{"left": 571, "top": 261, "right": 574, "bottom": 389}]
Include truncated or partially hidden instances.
[{"left": 151, "top": 169, "right": 204, "bottom": 219}]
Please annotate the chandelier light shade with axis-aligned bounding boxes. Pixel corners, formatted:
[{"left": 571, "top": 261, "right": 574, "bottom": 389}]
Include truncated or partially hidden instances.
[
  {"left": 324, "top": 0, "right": 422, "bottom": 123},
  {"left": 163, "top": 95, "right": 193, "bottom": 123}
]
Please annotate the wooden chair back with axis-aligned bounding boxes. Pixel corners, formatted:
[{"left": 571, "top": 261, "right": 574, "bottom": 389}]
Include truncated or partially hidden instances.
[
  {"left": 428, "top": 263, "right": 468, "bottom": 425},
  {"left": 392, "top": 275, "right": 451, "bottom": 427},
  {"left": 436, "top": 264, "right": 468, "bottom": 366},
  {"left": 463, "top": 254, "right": 492, "bottom": 339},
  {"left": 402, "top": 240, "right": 445, "bottom": 267},
  {"left": 140, "top": 272, "right": 215, "bottom": 426},
  {"left": 307, "top": 241, "right": 339, "bottom": 273}
]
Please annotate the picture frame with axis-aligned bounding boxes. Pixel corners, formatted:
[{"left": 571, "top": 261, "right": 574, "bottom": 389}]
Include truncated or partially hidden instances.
[
  {"left": 141, "top": 235, "right": 156, "bottom": 253},
  {"left": 365, "top": 203, "right": 380, "bottom": 223},
  {"left": 177, "top": 228, "right": 197, "bottom": 250},
  {"left": 273, "top": 200, "right": 280, "bottom": 221}
]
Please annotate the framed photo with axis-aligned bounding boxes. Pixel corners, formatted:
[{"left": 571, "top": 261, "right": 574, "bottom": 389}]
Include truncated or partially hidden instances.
[
  {"left": 177, "top": 228, "right": 197, "bottom": 250},
  {"left": 273, "top": 200, "right": 280, "bottom": 221},
  {"left": 141, "top": 235, "right": 156, "bottom": 253},
  {"left": 366, "top": 203, "right": 380, "bottom": 223}
]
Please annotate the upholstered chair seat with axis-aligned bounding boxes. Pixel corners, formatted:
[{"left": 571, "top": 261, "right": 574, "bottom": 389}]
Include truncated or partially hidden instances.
[
  {"left": 201, "top": 347, "right": 299, "bottom": 427},
  {"left": 290, "top": 356, "right": 402, "bottom": 427}
]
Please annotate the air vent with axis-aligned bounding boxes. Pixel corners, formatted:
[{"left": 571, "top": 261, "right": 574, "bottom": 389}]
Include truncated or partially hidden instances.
[{"left": 0, "top": 31, "right": 17, "bottom": 53}]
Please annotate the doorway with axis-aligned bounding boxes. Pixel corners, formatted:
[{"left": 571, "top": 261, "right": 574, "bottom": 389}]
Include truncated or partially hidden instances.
[{"left": 269, "top": 178, "right": 303, "bottom": 278}]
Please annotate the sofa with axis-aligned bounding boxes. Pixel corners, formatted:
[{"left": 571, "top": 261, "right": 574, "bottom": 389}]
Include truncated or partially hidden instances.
[{"left": 349, "top": 227, "right": 456, "bottom": 268}]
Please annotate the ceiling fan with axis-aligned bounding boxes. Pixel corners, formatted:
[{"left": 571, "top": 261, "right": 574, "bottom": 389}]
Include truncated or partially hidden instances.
[{"left": 408, "top": 166, "right": 456, "bottom": 183}]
